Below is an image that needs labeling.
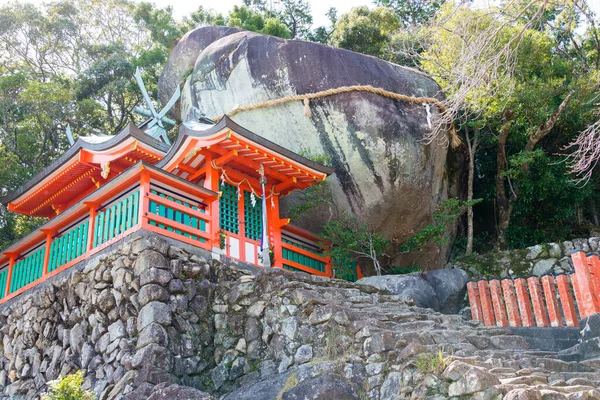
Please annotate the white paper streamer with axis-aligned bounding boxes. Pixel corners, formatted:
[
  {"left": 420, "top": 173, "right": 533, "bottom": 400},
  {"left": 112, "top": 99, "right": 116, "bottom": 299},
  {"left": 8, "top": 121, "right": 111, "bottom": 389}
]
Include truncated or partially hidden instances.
[{"left": 425, "top": 104, "right": 432, "bottom": 129}]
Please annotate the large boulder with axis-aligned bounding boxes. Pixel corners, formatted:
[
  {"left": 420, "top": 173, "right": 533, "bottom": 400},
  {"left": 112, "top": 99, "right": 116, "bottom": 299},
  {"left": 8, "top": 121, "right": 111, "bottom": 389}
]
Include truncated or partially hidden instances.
[
  {"left": 359, "top": 274, "right": 440, "bottom": 311},
  {"left": 159, "top": 26, "right": 462, "bottom": 268},
  {"left": 357, "top": 268, "right": 468, "bottom": 313},
  {"left": 422, "top": 268, "right": 469, "bottom": 314}
]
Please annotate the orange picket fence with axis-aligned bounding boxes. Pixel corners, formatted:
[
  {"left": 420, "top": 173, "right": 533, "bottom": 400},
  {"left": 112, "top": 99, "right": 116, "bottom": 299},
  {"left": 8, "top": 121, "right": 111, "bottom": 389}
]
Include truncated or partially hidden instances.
[{"left": 467, "top": 251, "right": 600, "bottom": 327}]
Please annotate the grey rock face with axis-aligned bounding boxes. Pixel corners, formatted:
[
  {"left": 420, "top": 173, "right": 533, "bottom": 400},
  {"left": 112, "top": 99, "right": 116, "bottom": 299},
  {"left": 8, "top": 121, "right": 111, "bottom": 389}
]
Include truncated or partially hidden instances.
[
  {"left": 281, "top": 374, "right": 359, "bottom": 400},
  {"left": 358, "top": 274, "right": 440, "bottom": 311},
  {"left": 159, "top": 26, "right": 460, "bottom": 269},
  {"left": 422, "top": 268, "right": 469, "bottom": 314},
  {"left": 146, "top": 383, "right": 216, "bottom": 400}
]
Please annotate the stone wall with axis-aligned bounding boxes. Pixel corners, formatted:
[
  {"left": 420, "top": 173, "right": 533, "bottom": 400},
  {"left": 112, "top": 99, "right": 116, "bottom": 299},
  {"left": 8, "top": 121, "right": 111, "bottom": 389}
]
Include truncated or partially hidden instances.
[
  {"left": 449, "top": 237, "right": 600, "bottom": 278},
  {"left": 0, "top": 232, "right": 220, "bottom": 399},
  {"left": 3, "top": 231, "right": 600, "bottom": 400}
]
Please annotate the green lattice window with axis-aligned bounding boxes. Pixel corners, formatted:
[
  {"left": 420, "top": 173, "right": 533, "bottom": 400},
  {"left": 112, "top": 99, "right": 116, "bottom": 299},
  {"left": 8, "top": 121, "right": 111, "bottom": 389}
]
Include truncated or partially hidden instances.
[
  {"left": 219, "top": 182, "right": 239, "bottom": 234},
  {"left": 244, "top": 190, "right": 262, "bottom": 241},
  {"left": 282, "top": 238, "right": 326, "bottom": 273}
]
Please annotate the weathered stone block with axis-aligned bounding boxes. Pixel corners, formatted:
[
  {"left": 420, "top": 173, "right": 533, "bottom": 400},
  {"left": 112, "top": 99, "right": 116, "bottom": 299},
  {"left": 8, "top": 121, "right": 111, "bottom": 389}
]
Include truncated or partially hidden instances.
[
  {"left": 137, "top": 302, "right": 172, "bottom": 332},
  {"left": 138, "top": 284, "right": 170, "bottom": 307},
  {"left": 140, "top": 267, "right": 173, "bottom": 287},
  {"left": 137, "top": 323, "right": 169, "bottom": 349},
  {"left": 448, "top": 367, "right": 500, "bottom": 396},
  {"left": 132, "top": 344, "right": 173, "bottom": 371},
  {"left": 294, "top": 344, "right": 313, "bottom": 364}
]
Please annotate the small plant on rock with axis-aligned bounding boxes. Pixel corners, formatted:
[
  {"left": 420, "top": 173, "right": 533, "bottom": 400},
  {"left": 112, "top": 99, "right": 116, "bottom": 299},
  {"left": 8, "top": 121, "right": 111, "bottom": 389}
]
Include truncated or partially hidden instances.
[
  {"left": 413, "top": 349, "right": 451, "bottom": 375},
  {"left": 42, "top": 370, "right": 94, "bottom": 400}
]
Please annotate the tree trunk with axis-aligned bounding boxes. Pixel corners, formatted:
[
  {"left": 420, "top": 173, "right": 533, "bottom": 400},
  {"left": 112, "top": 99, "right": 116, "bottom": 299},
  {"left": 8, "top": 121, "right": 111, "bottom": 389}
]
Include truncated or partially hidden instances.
[
  {"left": 496, "top": 94, "right": 572, "bottom": 249},
  {"left": 465, "top": 126, "right": 480, "bottom": 255},
  {"left": 495, "top": 114, "right": 513, "bottom": 250}
]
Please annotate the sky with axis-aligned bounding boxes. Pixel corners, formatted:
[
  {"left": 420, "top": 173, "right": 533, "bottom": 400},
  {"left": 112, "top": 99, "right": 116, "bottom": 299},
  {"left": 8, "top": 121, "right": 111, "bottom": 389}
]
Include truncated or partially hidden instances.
[{"left": 1, "top": 0, "right": 599, "bottom": 28}]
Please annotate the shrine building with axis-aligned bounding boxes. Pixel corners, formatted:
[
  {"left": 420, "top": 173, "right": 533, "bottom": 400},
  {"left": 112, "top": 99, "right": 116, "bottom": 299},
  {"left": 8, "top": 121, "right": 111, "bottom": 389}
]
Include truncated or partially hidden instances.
[{"left": 0, "top": 115, "right": 362, "bottom": 305}]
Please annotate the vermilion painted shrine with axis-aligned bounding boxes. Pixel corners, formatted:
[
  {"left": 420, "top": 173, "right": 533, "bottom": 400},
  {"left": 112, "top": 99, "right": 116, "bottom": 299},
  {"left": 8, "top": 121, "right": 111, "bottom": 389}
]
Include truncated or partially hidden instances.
[{"left": 0, "top": 115, "right": 360, "bottom": 305}]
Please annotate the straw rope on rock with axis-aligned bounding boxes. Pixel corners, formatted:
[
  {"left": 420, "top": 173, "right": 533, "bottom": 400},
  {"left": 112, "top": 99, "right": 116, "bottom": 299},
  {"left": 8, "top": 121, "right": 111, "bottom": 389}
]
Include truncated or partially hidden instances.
[{"left": 211, "top": 85, "right": 461, "bottom": 148}]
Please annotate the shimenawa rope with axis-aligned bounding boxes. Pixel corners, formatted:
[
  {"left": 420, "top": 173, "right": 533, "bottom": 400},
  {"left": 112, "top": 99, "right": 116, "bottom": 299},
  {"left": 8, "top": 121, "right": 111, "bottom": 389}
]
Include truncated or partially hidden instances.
[{"left": 212, "top": 85, "right": 460, "bottom": 148}]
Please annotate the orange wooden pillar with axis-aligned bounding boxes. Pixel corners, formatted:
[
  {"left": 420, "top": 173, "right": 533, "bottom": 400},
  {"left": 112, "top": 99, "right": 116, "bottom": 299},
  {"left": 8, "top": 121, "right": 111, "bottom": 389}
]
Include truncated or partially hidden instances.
[
  {"left": 501, "top": 278, "right": 521, "bottom": 327},
  {"left": 204, "top": 156, "right": 221, "bottom": 250},
  {"left": 39, "top": 229, "right": 56, "bottom": 277},
  {"left": 541, "top": 274, "right": 562, "bottom": 327},
  {"left": 266, "top": 190, "right": 283, "bottom": 269},
  {"left": 84, "top": 202, "right": 98, "bottom": 251},
  {"left": 571, "top": 272, "right": 586, "bottom": 318},
  {"left": 477, "top": 280, "right": 495, "bottom": 326},
  {"left": 489, "top": 279, "right": 508, "bottom": 326},
  {"left": 356, "top": 264, "right": 364, "bottom": 280},
  {"left": 467, "top": 281, "right": 482, "bottom": 322},
  {"left": 556, "top": 274, "right": 578, "bottom": 327},
  {"left": 514, "top": 277, "right": 535, "bottom": 327},
  {"left": 139, "top": 167, "right": 151, "bottom": 230},
  {"left": 586, "top": 254, "right": 600, "bottom": 300},
  {"left": 4, "top": 253, "right": 16, "bottom": 297},
  {"left": 571, "top": 251, "right": 600, "bottom": 318},
  {"left": 527, "top": 276, "right": 549, "bottom": 327}
]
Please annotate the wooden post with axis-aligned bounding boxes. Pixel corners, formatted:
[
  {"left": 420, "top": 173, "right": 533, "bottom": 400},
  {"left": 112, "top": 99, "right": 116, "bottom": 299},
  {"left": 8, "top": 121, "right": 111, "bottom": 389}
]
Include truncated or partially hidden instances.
[
  {"left": 586, "top": 254, "right": 600, "bottom": 301},
  {"left": 514, "top": 277, "right": 535, "bottom": 327},
  {"left": 356, "top": 264, "right": 364, "bottom": 280},
  {"left": 84, "top": 202, "right": 98, "bottom": 251},
  {"left": 556, "top": 274, "right": 578, "bottom": 327},
  {"left": 571, "top": 272, "right": 585, "bottom": 318},
  {"left": 467, "top": 281, "right": 482, "bottom": 322},
  {"left": 267, "top": 191, "right": 283, "bottom": 269},
  {"left": 571, "top": 251, "right": 600, "bottom": 318},
  {"left": 541, "top": 274, "right": 562, "bottom": 327},
  {"left": 139, "top": 167, "right": 151, "bottom": 229},
  {"left": 4, "top": 253, "right": 16, "bottom": 297},
  {"left": 477, "top": 280, "right": 495, "bottom": 326},
  {"left": 489, "top": 279, "right": 508, "bottom": 326},
  {"left": 527, "top": 276, "right": 549, "bottom": 327},
  {"left": 501, "top": 278, "right": 521, "bottom": 327},
  {"left": 39, "top": 229, "right": 56, "bottom": 277},
  {"left": 204, "top": 155, "right": 221, "bottom": 250}
]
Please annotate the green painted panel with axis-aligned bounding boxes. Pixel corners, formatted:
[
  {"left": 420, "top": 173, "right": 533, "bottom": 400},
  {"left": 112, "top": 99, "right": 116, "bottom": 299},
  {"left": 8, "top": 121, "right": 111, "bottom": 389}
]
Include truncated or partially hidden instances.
[
  {"left": 132, "top": 191, "right": 139, "bottom": 226},
  {"left": 219, "top": 182, "right": 239, "bottom": 234},
  {"left": 244, "top": 191, "right": 262, "bottom": 241},
  {"left": 10, "top": 247, "right": 45, "bottom": 293},
  {"left": 0, "top": 268, "right": 7, "bottom": 298},
  {"left": 114, "top": 201, "right": 122, "bottom": 238}
]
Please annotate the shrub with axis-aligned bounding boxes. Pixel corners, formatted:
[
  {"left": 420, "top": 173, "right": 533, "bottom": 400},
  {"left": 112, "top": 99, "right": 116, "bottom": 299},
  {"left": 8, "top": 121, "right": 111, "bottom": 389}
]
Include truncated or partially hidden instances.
[{"left": 42, "top": 371, "right": 94, "bottom": 400}]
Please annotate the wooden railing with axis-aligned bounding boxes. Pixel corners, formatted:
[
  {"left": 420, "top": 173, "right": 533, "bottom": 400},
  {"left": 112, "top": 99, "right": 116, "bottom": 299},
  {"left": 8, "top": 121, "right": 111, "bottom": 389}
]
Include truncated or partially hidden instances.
[
  {"left": 280, "top": 225, "right": 332, "bottom": 277},
  {"left": 467, "top": 250, "right": 600, "bottom": 327},
  {"left": 0, "top": 163, "right": 217, "bottom": 304}
]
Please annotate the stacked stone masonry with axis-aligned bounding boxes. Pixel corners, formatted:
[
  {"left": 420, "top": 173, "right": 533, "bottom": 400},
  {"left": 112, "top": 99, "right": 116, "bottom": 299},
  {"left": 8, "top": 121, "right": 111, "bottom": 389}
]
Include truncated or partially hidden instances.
[
  {"left": 1, "top": 232, "right": 600, "bottom": 399},
  {"left": 450, "top": 237, "right": 600, "bottom": 278}
]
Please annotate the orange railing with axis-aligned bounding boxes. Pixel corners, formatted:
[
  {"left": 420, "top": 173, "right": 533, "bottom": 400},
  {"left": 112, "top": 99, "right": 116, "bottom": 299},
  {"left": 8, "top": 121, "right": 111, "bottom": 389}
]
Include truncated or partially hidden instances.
[
  {"left": 279, "top": 224, "right": 332, "bottom": 277},
  {"left": 0, "top": 162, "right": 217, "bottom": 305},
  {"left": 467, "top": 250, "right": 600, "bottom": 327}
]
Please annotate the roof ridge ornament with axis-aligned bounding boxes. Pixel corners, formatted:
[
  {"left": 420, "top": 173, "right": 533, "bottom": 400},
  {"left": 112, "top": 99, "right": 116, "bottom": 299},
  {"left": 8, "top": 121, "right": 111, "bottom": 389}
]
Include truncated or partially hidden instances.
[
  {"left": 133, "top": 67, "right": 179, "bottom": 145},
  {"left": 66, "top": 124, "right": 75, "bottom": 146}
]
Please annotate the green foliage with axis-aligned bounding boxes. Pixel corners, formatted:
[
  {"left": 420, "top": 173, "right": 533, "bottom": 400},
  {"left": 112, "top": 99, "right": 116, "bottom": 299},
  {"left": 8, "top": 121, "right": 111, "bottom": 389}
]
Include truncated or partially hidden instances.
[
  {"left": 228, "top": 6, "right": 291, "bottom": 39},
  {"left": 400, "top": 199, "right": 482, "bottom": 253},
  {"left": 42, "top": 370, "right": 94, "bottom": 400},
  {"left": 319, "top": 210, "right": 390, "bottom": 276},
  {"left": 374, "top": 0, "right": 445, "bottom": 27},
  {"left": 330, "top": 6, "right": 400, "bottom": 57},
  {"left": 504, "top": 151, "right": 592, "bottom": 248},
  {"left": 414, "top": 349, "right": 451, "bottom": 375}
]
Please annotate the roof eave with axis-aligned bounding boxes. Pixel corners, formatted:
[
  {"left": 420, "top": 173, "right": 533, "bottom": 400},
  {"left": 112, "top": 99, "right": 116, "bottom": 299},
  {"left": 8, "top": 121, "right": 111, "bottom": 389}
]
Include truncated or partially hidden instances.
[{"left": 0, "top": 122, "right": 170, "bottom": 206}]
